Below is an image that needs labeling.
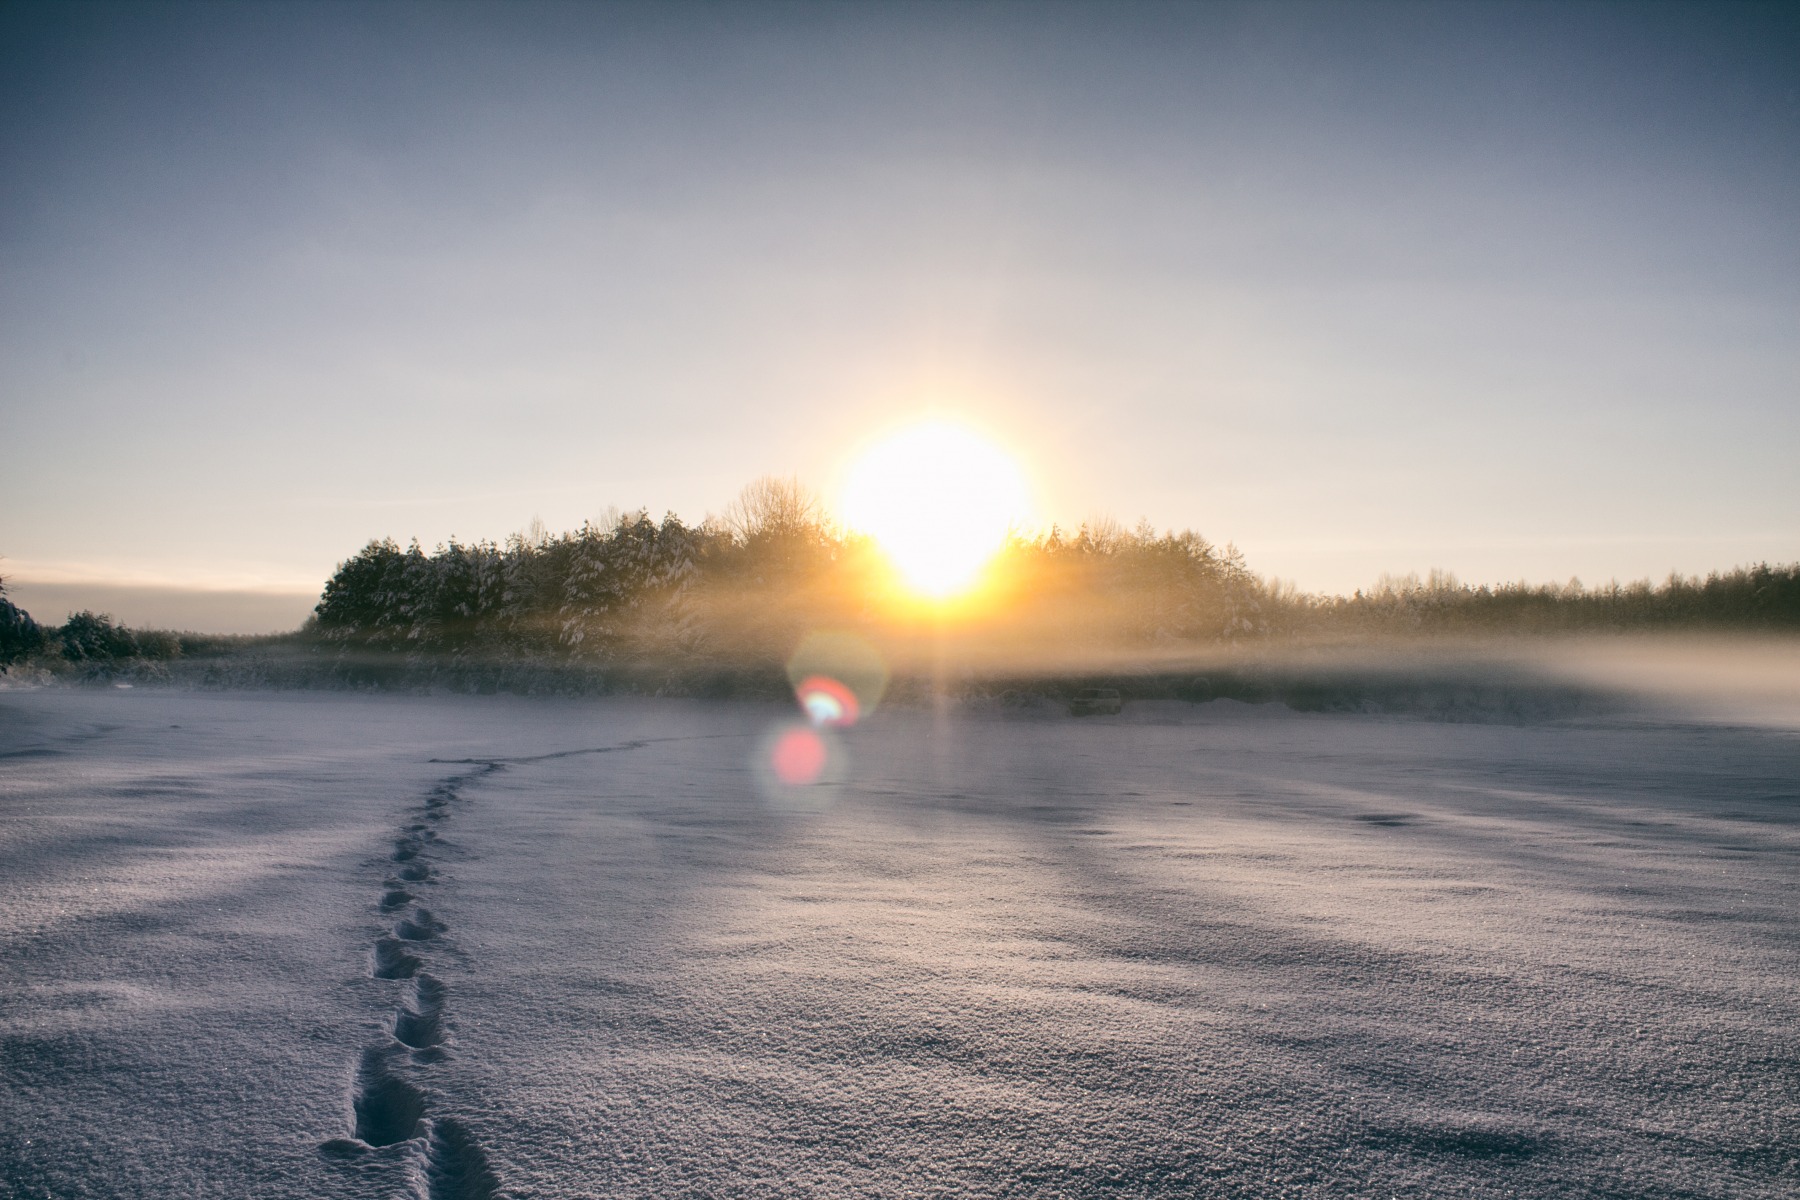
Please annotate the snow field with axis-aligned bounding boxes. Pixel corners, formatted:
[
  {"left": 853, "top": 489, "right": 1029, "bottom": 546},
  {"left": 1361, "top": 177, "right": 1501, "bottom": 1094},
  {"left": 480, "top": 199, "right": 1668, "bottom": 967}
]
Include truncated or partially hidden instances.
[{"left": 1, "top": 690, "right": 1796, "bottom": 1198}]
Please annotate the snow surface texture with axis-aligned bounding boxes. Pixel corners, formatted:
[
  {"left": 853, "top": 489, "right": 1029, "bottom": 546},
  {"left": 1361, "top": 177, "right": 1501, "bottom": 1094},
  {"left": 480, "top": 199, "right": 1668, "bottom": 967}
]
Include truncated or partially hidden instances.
[{"left": 1, "top": 690, "right": 1796, "bottom": 1199}]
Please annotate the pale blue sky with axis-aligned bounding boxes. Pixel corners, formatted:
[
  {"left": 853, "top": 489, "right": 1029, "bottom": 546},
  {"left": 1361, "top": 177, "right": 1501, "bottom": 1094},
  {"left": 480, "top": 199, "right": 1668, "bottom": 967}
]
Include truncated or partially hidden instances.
[{"left": 2, "top": 1, "right": 1796, "bottom": 630}]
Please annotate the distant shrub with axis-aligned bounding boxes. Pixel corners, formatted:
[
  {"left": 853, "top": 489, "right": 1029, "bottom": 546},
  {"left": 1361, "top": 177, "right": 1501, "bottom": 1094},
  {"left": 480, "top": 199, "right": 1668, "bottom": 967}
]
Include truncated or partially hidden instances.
[
  {"left": 132, "top": 629, "right": 182, "bottom": 660},
  {"left": 988, "top": 520, "right": 1268, "bottom": 643},
  {"left": 57, "top": 611, "right": 139, "bottom": 661},
  {"left": 0, "top": 583, "right": 46, "bottom": 664}
]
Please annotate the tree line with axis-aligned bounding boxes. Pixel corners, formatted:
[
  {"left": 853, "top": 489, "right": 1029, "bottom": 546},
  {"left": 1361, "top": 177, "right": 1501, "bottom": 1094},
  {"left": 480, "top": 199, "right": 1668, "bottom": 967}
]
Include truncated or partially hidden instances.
[
  {"left": 304, "top": 481, "right": 1272, "bottom": 667},
  {"left": 4, "top": 478, "right": 1797, "bottom": 677},
  {"left": 1291, "top": 565, "right": 1800, "bottom": 635}
]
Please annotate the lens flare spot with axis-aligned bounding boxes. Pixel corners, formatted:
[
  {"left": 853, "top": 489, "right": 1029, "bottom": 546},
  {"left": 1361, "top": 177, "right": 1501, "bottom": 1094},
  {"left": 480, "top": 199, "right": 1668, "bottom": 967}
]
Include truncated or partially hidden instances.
[
  {"left": 787, "top": 631, "right": 888, "bottom": 719},
  {"left": 796, "top": 674, "right": 860, "bottom": 727},
  {"left": 770, "top": 727, "right": 828, "bottom": 786}
]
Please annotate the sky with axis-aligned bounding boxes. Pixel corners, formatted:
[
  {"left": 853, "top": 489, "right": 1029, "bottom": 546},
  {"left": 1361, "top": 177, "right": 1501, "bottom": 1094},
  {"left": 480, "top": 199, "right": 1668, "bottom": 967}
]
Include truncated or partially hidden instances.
[{"left": 2, "top": 0, "right": 1796, "bottom": 631}]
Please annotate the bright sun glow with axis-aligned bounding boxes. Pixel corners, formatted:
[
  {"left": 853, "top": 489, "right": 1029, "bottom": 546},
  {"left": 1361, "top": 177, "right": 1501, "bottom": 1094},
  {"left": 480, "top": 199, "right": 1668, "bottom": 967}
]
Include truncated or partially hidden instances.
[{"left": 841, "top": 421, "right": 1030, "bottom": 598}]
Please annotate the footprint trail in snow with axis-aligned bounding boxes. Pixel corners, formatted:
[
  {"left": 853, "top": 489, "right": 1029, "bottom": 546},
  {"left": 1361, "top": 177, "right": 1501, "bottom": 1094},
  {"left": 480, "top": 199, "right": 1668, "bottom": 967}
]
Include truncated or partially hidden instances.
[{"left": 320, "top": 766, "right": 502, "bottom": 1199}]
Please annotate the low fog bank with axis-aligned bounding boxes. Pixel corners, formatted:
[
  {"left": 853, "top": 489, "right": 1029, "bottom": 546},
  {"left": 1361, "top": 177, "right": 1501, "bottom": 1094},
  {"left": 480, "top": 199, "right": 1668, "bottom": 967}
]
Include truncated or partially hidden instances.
[
  {"left": 941, "top": 633, "right": 1800, "bottom": 730},
  {"left": 6, "top": 625, "right": 1799, "bottom": 731},
  {"left": 1521, "top": 634, "right": 1800, "bottom": 729}
]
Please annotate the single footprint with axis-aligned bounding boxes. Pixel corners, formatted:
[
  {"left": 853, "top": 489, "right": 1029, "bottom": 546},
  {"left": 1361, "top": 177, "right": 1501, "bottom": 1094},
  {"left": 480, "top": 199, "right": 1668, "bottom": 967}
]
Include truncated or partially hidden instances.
[
  {"left": 423, "top": 1116, "right": 501, "bottom": 1200},
  {"left": 393, "top": 973, "right": 447, "bottom": 1049},
  {"left": 372, "top": 937, "right": 422, "bottom": 980},
  {"left": 394, "top": 909, "right": 445, "bottom": 942},
  {"left": 393, "top": 1003, "right": 446, "bottom": 1050},
  {"left": 350, "top": 1046, "right": 427, "bottom": 1147}
]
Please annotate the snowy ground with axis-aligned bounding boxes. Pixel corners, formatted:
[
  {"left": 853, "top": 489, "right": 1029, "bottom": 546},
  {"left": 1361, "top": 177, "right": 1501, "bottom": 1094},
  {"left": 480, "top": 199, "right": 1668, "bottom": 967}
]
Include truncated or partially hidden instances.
[{"left": 1, "top": 689, "right": 1795, "bottom": 1199}]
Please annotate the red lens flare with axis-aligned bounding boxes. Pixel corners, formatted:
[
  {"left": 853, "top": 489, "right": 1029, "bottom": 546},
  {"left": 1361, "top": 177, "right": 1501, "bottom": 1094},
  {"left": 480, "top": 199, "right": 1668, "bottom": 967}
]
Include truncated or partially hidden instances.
[
  {"left": 770, "top": 726, "right": 828, "bottom": 786},
  {"left": 794, "top": 674, "right": 860, "bottom": 727}
]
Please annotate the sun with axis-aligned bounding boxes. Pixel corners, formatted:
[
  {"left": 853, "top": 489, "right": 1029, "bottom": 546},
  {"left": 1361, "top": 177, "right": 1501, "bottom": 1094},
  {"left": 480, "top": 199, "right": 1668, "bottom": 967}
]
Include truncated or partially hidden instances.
[{"left": 840, "top": 420, "right": 1030, "bottom": 599}]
